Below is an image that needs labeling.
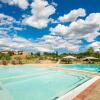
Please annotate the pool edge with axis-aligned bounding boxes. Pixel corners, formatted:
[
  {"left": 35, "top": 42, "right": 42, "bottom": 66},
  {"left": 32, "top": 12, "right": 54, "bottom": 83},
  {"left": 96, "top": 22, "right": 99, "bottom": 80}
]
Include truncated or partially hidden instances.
[{"left": 57, "top": 76, "right": 100, "bottom": 100}]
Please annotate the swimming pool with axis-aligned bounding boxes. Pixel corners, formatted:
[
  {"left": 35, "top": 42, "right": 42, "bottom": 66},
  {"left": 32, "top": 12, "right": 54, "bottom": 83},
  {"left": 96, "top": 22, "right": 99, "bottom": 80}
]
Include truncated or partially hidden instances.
[
  {"left": 0, "top": 65, "right": 91, "bottom": 100},
  {"left": 58, "top": 64, "right": 100, "bottom": 73}
]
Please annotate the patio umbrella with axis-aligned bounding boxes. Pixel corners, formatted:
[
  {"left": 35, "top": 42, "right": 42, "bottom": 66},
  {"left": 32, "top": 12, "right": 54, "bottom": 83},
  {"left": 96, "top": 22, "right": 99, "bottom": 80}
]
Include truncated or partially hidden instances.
[
  {"left": 63, "top": 56, "right": 77, "bottom": 64},
  {"left": 83, "top": 56, "right": 98, "bottom": 64},
  {"left": 83, "top": 57, "right": 98, "bottom": 60},
  {"left": 63, "top": 56, "right": 77, "bottom": 59}
]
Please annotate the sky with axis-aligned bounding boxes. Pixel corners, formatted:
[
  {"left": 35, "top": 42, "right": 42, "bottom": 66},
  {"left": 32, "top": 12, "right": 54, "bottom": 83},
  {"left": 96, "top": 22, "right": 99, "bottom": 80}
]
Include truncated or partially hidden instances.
[{"left": 0, "top": 0, "right": 100, "bottom": 54}]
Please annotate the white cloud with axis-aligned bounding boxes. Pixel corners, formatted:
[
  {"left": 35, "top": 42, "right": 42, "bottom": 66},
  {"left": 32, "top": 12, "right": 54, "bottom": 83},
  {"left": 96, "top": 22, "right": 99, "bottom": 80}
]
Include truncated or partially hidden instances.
[
  {"left": 58, "top": 8, "right": 86, "bottom": 22},
  {"left": 41, "top": 35, "right": 81, "bottom": 52},
  {"left": 50, "top": 24, "right": 69, "bottom": 35},
  {"left": 49, "top": 18, "right": 58, "bottom": 24},
  {"left": 84, "top": 32, "right": 100, "bottom": 42},
  {"left": 23, "top": 0, "right": 56, "bottom": 29},
  {"left": 86, "top": 13, "right": 100, "bottom": 25},
  {"left": 51, "top": 2, "right": 57, "bottom": 7},
  {"left": 0, "top": 13, "right": 14, "bottom": 26},
  {"left": 0, "top": 13, "right": 54, "bottom": 52},
  {"left": 20, "top": 11, "right": 100, "bottom": 53},
  {"left": 87, "top": 41, "right": 100, "bottom": 52},
  {"left": 0, "top": 6, "right": 100, "bottom": 53},
  {"left": 51, "top": 13, "right": 100, "bottom": 42},
  {"left": 49, "top": 12, "right": 100, "bottom": 52},
  {"left": 34, "top": 46, "right": 54, "bottom": 53},
  {"left": 0, "top": 0, "right": 29, "bottom": 10},
  {"left": 0, "top": 34, "right": 54, "bottom": 53},
  {"left": 0, "top": 13, "right": 24, "bottom": 34},
  {"left": 13, "top": 27, "right": 24, "bottom": 31},
  {"left": 0, "top": 35, "right": 33, "bottom": 49}
]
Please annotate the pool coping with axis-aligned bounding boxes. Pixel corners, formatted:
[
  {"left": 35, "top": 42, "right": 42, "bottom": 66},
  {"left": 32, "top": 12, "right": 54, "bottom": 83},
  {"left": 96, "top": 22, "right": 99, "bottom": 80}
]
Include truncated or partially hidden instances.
[
  {"left": 73, "top": 77, "right": 100, "bottom": 100},
  {"left": 57, "top": 76, "right": 100, "bottom": 100}
]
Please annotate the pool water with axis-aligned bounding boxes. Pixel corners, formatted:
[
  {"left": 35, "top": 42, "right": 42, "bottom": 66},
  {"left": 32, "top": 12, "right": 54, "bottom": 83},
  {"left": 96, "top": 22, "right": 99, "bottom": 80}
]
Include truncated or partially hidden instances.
[
  {"left": 0, "top": 65, "right": 91, "bottom": 100},
  {"left": 0, "top": 66, "right": 53, "bottom": 78},
  {"left": 58, "top": 64, "right": 100, "bottom": 73}
]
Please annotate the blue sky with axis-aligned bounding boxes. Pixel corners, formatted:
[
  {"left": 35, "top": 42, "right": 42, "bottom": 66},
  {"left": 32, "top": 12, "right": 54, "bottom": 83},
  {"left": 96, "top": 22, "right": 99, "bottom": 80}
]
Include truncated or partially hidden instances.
[{"left": 0, "top": 0, "right": 100, "bottom": 53}]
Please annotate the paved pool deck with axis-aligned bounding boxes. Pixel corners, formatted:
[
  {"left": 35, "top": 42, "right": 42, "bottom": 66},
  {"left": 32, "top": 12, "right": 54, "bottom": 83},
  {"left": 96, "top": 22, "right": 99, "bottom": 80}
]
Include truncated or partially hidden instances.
[
  {"left": 85, "top": 79, "right": 100, "bottom": 100},
  {"left": 73, "top": 78, "right": 100, "bottom": 100}
]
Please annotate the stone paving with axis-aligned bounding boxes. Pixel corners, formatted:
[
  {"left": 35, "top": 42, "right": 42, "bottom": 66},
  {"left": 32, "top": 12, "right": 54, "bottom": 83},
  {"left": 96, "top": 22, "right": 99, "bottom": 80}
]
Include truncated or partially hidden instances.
[
  {"left": 85, "top": 79, "right": 100, "bottom": 100},
  {"left": 73, "top": 79, "right": 100, "bottom": 100}
]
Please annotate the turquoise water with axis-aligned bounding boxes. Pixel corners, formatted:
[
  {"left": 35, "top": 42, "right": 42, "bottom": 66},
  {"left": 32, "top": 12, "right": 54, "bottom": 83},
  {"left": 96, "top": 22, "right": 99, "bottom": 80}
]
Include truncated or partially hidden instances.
[
  {"left": 0, "top": 66, "right": 53, "bottom": 78},
  {"left": 0, "top": 65, "right": 91, "bottom": 100},
  {"left": 58, "top": 64, "right": 100, "bottom": 73}
]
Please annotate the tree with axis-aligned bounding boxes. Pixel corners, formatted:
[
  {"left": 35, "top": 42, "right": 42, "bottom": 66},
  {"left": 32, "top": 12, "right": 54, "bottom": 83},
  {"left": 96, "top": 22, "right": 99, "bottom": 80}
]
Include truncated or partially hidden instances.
[
  {"left": 87, "top": 47, "right": 94, "bottom": 56},
  {"left": 0, "top": 53, "right": 11, "bottom": 60},
  {"left": 8, "top": 51, "right": 14, "bottom": 56},
  {"left": 15, "top": 57, "right": 22, "bottom": 64}
]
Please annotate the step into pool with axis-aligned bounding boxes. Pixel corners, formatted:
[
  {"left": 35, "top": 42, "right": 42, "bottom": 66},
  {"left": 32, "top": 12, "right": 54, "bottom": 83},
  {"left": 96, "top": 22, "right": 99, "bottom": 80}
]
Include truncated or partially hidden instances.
[{"left": 0, "top": 65, "right": 91, "bottom": 100}]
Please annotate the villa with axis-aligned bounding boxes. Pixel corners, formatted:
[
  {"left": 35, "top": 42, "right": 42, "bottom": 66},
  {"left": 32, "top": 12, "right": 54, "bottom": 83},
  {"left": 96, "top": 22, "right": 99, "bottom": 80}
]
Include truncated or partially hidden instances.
[
  {"left": 1, "top": 50, "right": 31, "bottom": 56},
  {"left": 1, "top": 50, "right": 10, "bottom": 54}
]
